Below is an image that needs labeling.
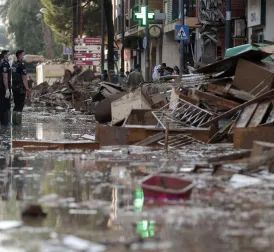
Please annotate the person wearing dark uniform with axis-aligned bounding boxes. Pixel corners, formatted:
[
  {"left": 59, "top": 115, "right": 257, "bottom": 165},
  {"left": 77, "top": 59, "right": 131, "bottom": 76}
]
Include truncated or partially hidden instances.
[
  {"left": 0, "top": 50, "right": 12, "bottom": 126},
  {"left": 11, "top": 50, "right": 31, "bottom": 126}
]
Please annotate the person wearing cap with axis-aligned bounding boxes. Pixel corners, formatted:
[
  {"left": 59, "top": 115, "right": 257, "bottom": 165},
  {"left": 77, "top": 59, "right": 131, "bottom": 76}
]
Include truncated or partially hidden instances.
[
  {"left": 0, "top": 50, "right": 12, "bottom": 126},
  {"left": 11, "top": 50, "right": 31, "bottom": 126}
]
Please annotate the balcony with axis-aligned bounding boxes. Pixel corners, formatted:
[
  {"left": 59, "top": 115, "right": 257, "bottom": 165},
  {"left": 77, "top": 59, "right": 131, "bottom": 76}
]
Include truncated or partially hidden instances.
[
  {"left": 163, "top": 0, "right": 199, "bottom": 33},
  {"left": 168, "top": 0, "right": 196, "bottom": 23}
]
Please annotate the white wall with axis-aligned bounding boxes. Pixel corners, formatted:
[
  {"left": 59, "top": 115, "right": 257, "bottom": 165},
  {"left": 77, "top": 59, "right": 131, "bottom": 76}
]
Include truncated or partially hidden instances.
[
  {"left": 162, "top": 32, "right": 180, "bottom": 68},
  {"left": 264, "top": 0, "right": 274, "bottom": 42}
]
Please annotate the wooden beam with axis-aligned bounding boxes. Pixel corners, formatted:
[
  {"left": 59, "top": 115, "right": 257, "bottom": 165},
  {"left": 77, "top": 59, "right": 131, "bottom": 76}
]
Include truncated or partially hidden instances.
[
  {"left": 96, "top": 124, "right": 216, "bottom": 146},
  {"left": 12, "top": 140, "right": 99, "bottom": 150},
  {"left": 195, "top": 90, "right": 240, "bottom": 109},
  {"left": 207, "top": 83, "right": 254, "bottom": 101},
  {"left": 135, "top": 132, "right": 165, "bottom": 146},
  {"left": 234, "top": 125, "right": 274, "bottom": 149}
]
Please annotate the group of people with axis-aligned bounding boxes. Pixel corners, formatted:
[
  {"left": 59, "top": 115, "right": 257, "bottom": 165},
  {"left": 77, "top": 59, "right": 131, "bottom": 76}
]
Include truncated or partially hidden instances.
[
  {"left": 101, "top": 62, "right": 180, "bottom": 91},
  {"left": 0, "top": 50, "right": 31, "bottom": 127},
  {"left": 152, "top": 63, "right": 180, "bottom": 81}
]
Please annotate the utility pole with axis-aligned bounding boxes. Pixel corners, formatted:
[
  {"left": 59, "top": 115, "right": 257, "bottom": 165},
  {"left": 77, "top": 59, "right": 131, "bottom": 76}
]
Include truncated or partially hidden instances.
[
  {"left": 101, "top": 0, "right": 105, "bottom": 81},
  {"left": 225, "top": 0, "right": 232, "bottom": 50},
  {"left": 121, "top": 0, "right": 125, "bottom": 70},
  {"left": 180, "top": 0, "right": 184, "bottom": 75},
  {"left": 145, "top": 0, "right": 150, "bottom": 82}
]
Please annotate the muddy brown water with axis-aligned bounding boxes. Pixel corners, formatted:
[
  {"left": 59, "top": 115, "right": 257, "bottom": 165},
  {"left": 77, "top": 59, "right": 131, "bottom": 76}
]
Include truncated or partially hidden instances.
[{"left": 1, "top": 107, "right": 274, "bottom": 251}]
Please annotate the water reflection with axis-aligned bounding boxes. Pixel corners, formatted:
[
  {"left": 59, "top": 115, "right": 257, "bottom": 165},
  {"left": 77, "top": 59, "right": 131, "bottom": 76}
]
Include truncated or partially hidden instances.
[
  {"left": 35, "top": 122, "right": 65, "bottom": 141},
  {"left": 0, "top": 151, "right": 163, "bottom": 249},
  {"left": 0, "top": 154, "right": 27, "bottom": 201}
]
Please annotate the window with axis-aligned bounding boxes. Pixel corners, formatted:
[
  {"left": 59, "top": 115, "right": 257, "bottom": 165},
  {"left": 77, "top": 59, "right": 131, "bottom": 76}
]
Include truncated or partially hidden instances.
[{"left": 172, "top": 0, "right": 179, "bottom": 20}]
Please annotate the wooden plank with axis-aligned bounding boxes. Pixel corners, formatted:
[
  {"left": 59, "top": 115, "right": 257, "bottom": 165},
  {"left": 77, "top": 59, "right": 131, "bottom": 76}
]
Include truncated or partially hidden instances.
[
  {"left": 195, "top": 90, "right": 241, "bottom": 110},
  {"left": 235, "top": 103, "right": 258, "bottom": 128},
  {"left": 12, "top": 140, "right": 99, "bottom": 150},
  {"left": 248, "top": 101, "right": 271, "bottom": 127},
  {"left": 201, "top": 89, "right": 274, "bottom": 127},
  {"left": 23, "top": 145, "right": 59, "bottom": 152},
  {"left": 207, "top": 84, "right": 254, "bottom": 101},
  {"left": 234, "top": 126, "right": 274, "bottom": 149},
  {"left": 97, "top": 124, "right": 216, "bottom": 145},
  {"left": 135, "top": 132, "right": 165, "bottom": 146}
]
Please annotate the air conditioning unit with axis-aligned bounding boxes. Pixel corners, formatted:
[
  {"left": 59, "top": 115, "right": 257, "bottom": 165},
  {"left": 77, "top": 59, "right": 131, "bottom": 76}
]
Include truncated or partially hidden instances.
[{"left": 233, "top": 19, "right": 246, "bottom": 38}]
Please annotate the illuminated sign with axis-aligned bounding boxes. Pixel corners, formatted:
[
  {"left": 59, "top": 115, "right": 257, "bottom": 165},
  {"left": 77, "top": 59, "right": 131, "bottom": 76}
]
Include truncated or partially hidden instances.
[{"left": 134, "top": 6, "right": 155, "bottom": 26}]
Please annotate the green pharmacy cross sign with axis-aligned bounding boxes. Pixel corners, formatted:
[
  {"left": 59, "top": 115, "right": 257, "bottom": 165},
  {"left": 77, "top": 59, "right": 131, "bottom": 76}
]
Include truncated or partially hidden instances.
[{"left": 134, "top": 6, "right": 155, "bottom": 26}]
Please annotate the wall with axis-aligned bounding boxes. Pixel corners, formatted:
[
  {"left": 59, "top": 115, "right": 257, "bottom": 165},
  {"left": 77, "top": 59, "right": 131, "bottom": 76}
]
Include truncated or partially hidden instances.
[
  {"left": 146, "top": 0, "right": 163, "bottom": 11},
  {"left": 162, "top": 32, "right": 180, "bottom": 68},
  {"left": 264, "top": 0, "right": 274, "bottom": 42},
  {"left": 231, "top": 0, "right": 246, "bottom": 17}
]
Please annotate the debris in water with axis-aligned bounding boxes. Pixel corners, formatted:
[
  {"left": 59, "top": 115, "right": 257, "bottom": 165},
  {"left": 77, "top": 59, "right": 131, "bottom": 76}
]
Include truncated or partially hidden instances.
[
  {"left": 69, "top": 209, "right": 98, "bottom": 215},
  {"left": 21, "top": 205, "right": 47, "bottom": 218},
  {"left": 130, "top": 241, "right": 172, "bottom": 250},
  {"left": 81, "top": 134, "right": 96, "bottom": 141},
  {"left": 38, "top": 193, "right": 59, "bottom": 207},
  {"left": 0, "top": 221, "right": 22, "bottom": 231},
  {"left": 140, "top": 174, "right": 195, "bottom": 202},
  {"left": 230, "top": 174, "right": 262, "bottom": 189},
  {"left": 63, "top": 235, "right": 106, "bottom": 251}
]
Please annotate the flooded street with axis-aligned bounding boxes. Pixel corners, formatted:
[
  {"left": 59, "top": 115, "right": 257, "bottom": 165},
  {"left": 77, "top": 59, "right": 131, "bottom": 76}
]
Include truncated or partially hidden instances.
[{"left": 1, "top": 107, "right": 274, "bottom": 251}]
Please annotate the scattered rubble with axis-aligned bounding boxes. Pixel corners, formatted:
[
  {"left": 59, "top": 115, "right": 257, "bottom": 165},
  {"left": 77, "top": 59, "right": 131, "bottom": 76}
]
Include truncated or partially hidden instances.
[{"left": 4, "top": 44, "right": 274, "bottom": 251}]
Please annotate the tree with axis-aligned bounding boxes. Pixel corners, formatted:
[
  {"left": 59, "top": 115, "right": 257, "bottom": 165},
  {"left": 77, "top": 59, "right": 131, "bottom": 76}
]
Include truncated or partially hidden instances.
[
  {"left": 41, "top": 0, "right": 115, "bottom": 71},
  {"left": 41, "top": 0, "right": 101, "bottom": 46},
  {"left": 41, "top": 0, "right": 73, "bottom": 46},
  {"left": 0, "top": 0, "right": 61, "bottom": 58},
  {"left": 0, "top": 0, "right": 44, "bottom": 54}
]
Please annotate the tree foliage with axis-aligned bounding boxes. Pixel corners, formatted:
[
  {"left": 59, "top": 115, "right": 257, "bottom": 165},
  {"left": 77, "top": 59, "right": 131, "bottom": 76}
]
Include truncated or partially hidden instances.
[
  {"left": 41, "top": 0, "right": 115, "bottom": 70},
  {"left": 0, "top": 0, "right": 45, "bottom": 54},
  {"left": 41, "top": 0, "right": 101, "bottom": 46}
]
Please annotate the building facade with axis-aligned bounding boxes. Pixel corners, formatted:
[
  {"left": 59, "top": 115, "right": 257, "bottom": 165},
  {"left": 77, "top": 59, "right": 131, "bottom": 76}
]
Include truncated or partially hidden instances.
[
  {"left": 196, "top": 0, "right": 246, "bottom": 64},
  {"left": 112, "top": 0, "right": 247, "bottom": 77},
  {"left": 247, "top": 0, "right": 274, "bottom": 44}
]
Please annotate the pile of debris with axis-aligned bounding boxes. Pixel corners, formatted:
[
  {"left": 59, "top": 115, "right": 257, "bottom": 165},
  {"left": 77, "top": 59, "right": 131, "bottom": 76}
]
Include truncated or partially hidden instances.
[
  {"left": 94, "top": 44, "right": 274, "bottom": 152},
  {"left": 31, "top": 68, "right": 131, "bottom": 114}
]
